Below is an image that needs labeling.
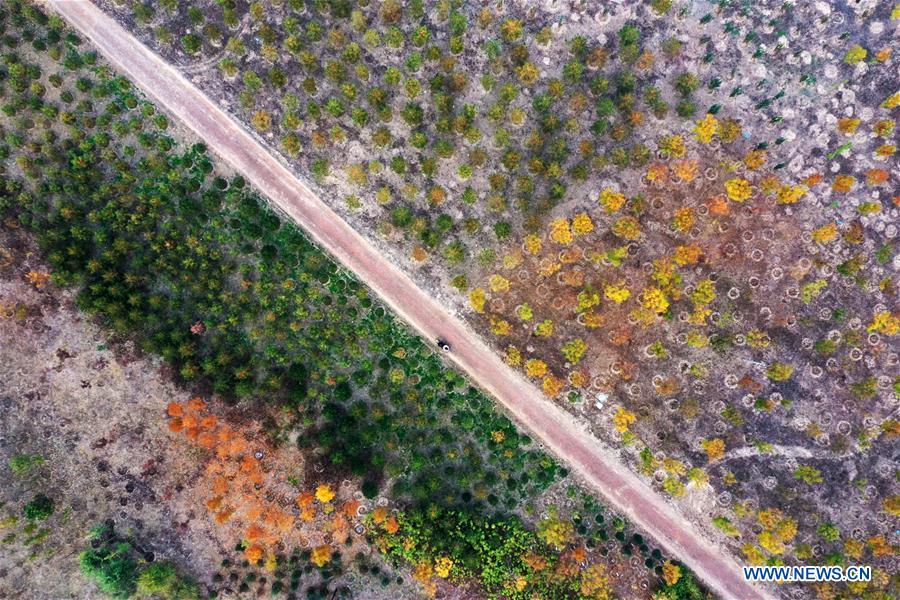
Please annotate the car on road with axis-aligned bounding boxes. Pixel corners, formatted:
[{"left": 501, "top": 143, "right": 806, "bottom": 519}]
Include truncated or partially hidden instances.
[{"left": 437, "top": 338, "right": 452, "bottom": 352}]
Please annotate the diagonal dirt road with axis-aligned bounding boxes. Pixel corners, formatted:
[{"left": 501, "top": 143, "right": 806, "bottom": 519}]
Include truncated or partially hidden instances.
[{"left": 43, "top": 2, "right": 773, "bottom": 598}]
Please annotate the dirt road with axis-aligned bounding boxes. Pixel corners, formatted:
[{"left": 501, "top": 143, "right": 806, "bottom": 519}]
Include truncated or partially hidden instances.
[{"left": 43, "top": 2, "right": 773, "bottom": 598}]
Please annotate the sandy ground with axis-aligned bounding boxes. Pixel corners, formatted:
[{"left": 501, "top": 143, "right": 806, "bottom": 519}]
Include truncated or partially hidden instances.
[{"left": 0, "top": 230, "right": 228, "bottom": 598}]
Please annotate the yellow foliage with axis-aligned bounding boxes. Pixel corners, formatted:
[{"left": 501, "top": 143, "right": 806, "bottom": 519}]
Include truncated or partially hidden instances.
[
  {"left": 505, "top": 346, "right": 522, "bottom": 367},
  {"left": 718, "top": 119, "right": 742, "bottom": 142},
  {"left": 811, "top": 223, "right": 838, "bottom": 244},
  {"left": 538, "top": 261, "right": 561, "bottom": 277},
  {"left": 662, "top": 561, "right": 682, "bottom": 586},
  {"left": 434, "top": 557, "right": 454, "bottom": 578},
  {"left": 489, "top": 274, "right": 511, "bottom": 293},
  {"left": 371, "top": 506, "right": 389, "bottom": 524},
  {"left": 701, "top": 438, "right": 725, "bottom": 462},
  {"left": 844, "top": 539, "right": 864, "bottom": 560},
  {"left": 672, "top": 207, "right": 694, "bottom": 233},
  {"left": 673, "top": 244, "right": 702, "bottom": 266},
  {"left": 490, "top": 317, "right": 511, "bottom": 336},
  {"left": 572, "top": 212, "right": 595, "bottom": 235},
  {"left": 524, "top": 234, "right": 543, "bottom": 254},
  {"left": 549, "top": 218, "right": 573, "bottom": 244},
  {"left": 642, "top": 287, "right": 669, "bottom": 315},
  {"left": 691, "top": 279, "right": 716, "bottom": 306},
  {"left": 867, "top": 535, "right": 892, "bottom": 557},
  {"left": 469, "top": 288, "right": 486, "bottom": 313},
  {"left": 579, "top": 563, "right": 610, "bottom": 599},
  {"left": 776, "top": 185, "right": 806, "bottom": 205},
  {"left": 604, "top": 283, "right": 631, "bottom": 304},
  {"left": 758, "top": 508, "right": 783, "bottom": 530},
  {"left": 534, "top": 319, "right": 554, "bottom": 337},
  {"left": 503, "top": 251, "right": 523, "bottom": 270},
  {"left": 868, "top": 311, "right": 899, "bottom": 335},
  {"left": 659, "top": 134, "right": 686, "bottom": 157},
  {"left": 883, "top": 91, "right": 900, "bottom": 109},
  {"left": 612, "top": 406, "right": 636, "bottom": 433},
  {"left": 663, "top": 457, "right": 686, "bottom": 475},
  {"left": 412, "top": 562, "right": 436, "bottom": 596},
  {"left": 758, "top": 531, "right": 786, "bottom": 555},
  {"left": 742, "top": 544, "right": 766, "bottom": 566},
  {"left": 770, "top": 178, "right": 792, "bottom": 199},
  {"left": 743, "top": 149, "right": 767, "bottom": 170},
  {"left": 315, "top": 484, "right": 335, "bottom": 503},
  {"left": 25, "top": 270, "right": 51, "bottom": 289},
  {"left": 774, "top": 518, "right": 798, "bottom": 542},
  {"left": 583, "top": 311, "right": 604, "bottom": 329},
  {"left": 525, "top": 359, "right": 548, "bottom": 378},
  {"left": 884, "top": 495, "right": 900, "bottom": 517},
  {"left": 694, "top": 113, "right": 718, "bottom": 143},
  {"left": 612, "top": 215, "right": 640, "bottom": 240},
  {"left": 599, "top": 189, "right": 626, "bottom": 213},
  {"left": 725, "top": 178, "right": 752, "bottom": 202},
  {"left": 516, "top": 62, "right": 539, "bottom": 85},
  {"left": 311, "top": 545, "right": 332, "bottom": 567},
  {"left": 672, "top": 159, "right": 698, "bottom": 182},
  {"left": 542, "top": 375, "right": 565, "bottom": 397},
  {"left": 537, "top": 513, "right": 574, "bottom": 550}
]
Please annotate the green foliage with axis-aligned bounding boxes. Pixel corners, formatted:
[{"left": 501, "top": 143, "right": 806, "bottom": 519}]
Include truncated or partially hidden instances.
[
  {"left": 79, "top": 525, "right": 139, "bottom": 599},
  {"left": 22, "top": 493, "right": 54, "bottom": 521},
  {"left": 136, "top": 562, "right": 198, "bottom": 600},
  {"left": 371, "top": 507, "right": 577, "bottom": 597},
  {"left": 9, "top": 453, "right": 44, "bottom": 476},
  {"left": 657, "top": 567, "right": 706, "bottom": 600},
  {"left": 794, "top": 465, "right": 824, "bottom": 485}
]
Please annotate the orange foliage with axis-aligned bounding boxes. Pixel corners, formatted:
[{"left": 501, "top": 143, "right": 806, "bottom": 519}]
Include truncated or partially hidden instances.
[
  {"left": 372, "top": 506, "right": 389, "bottom": 524},
  {"left": 164, "top": 395, "right": 375, "bottom": 575},
  {"left": 212, "top": 477, "right": 229, "bottom": 495},
  {"left": 245, "top": 523, "right": 266, "bottom": 541},
  {"left": 707, "top": 195, "right": 729, "bottom": 216},
  {"left": 341, "top": 500, "right": 361, "bottom": 518},
  {"left": 867, "top": 169, "right": 889, "bottom": 185},
  {"left": 186, "top": 396, "right": 206, "bottom": 411},
  {"left": 215, "top": 508, "right": 234, "bottom": 524},
  {"left": 244, "top": 544, "right": 264, "bottom": 564},
  {"left": 384, "top": 516, "right": 400, "bottom": 534}
]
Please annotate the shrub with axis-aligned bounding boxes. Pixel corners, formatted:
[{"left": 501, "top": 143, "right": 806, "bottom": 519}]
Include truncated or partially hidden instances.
[
  {"left": 80, "top": 531, "right": 138, "bottom": 598},
  {"left": 9, "top": 453, "right": 44, "bottom": 476},
  {"left": 136, "top": 562, "right": 198, "bottom": 600},
  {"left": 23, "top": 493, "right": 54, "bottom": 521}
]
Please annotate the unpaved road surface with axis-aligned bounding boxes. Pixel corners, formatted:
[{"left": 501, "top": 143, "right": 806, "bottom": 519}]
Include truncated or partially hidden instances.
[{"left": 42, "top": 2, "right": 773, "bottom": 598}]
